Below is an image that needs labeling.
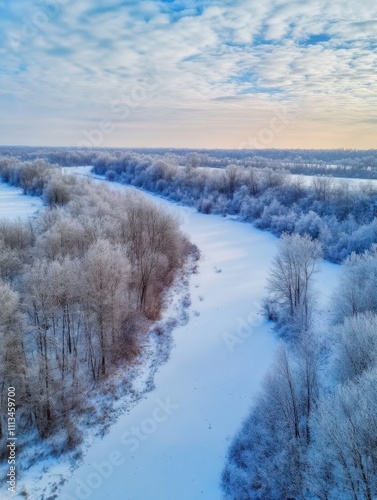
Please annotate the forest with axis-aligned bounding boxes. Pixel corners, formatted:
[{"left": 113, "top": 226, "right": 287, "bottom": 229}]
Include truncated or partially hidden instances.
[
  {"left": 0, "top": 158, "right": 191, "bottom": 468},
  {"left": 1, "top": 152, "right": 377, "bottom": 498},
  {"left": 81, "top": 150, "right": 377, "bottom": 263},
  {"left": 1, "top": 146, "right": 377, "bottom": 178},
  {"left": 75, "top": 151, "right": 377, "bottom": 499},
  {"left": 222, "top": 234, "right": 377, "bottom": 500}
]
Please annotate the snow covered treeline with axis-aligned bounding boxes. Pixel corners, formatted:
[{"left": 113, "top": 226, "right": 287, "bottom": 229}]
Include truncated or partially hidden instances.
[
  {"left": 83, "top": 152, "right": 377, "bottom": 263},
  {"left": 222, "top": 235, "right": 377, "bottom": 500},
  {"left": 0, "top": 159, "right": 190, "bottom": 465},
  {"left": 0, "top": 157, "right": 73, "bottom": 202},
  {"left": 1, "top": 146, "right": 377, "bottom": 179}
]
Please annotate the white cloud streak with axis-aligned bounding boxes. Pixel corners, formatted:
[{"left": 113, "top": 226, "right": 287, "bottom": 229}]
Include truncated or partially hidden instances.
[{"left": 1, "top": 0, "right": 376, "bottom": 147}]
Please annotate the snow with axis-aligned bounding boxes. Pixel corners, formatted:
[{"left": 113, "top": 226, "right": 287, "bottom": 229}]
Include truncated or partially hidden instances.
[
  {"left": 63, "top": 165, "right": 377, "bottom": 189},
  {"left": 1, "top": 168, "right": 340, "bottom": 499},
  {"left": 62, "top": 166, "right": 94, "bottom": 177},
  {"left": 56, "top": 194, "right": 279, "bottom": 500},
  {"left": 291, "top": 173, "right": 377, "bottom": 188},
  {"left": 58, "top": 170, "right": 338, "bottom": 500},
  {"left": 0, "top": 183, "right": 42, "bottom": 219},
  {"left": 314, "top": 260, "right": 339, "bottom": 309}
]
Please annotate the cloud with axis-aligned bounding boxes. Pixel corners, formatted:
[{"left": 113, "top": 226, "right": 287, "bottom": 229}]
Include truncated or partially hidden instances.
[{"left": 0, "top": 0, "right": 376, "bottom": 147}]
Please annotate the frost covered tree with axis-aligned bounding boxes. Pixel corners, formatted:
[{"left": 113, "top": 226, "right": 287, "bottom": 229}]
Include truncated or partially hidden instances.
[
  {"left": 222, "top": 345, "right": 320, "bottom": 499},
  {"left": 332, "top": 246, "right": 377, "bottom": 322},
  {"left": 334, "top": 312, "right": 377, "bottom": 383},
  {"left": 223, "top": 164, "right": 241, "bottom": 197},
  {"left": 266, "top": 233, "right": 322, "bottom": 336},
  {"left": 186, "top": 152, "right": 201, "bottom": 169},
  {"left": 308, "top": 369, "right": 377, "bottom": 500},
  {"left": 0, "top": 160, "right": 190, "bottom": 454},
  {"left": 311, "top": 176, "right": 334, "bottom": 202},
  {"left": 82, "top": 239, "right": 130, "bottom": 377},
  {"left": 0, "top": 281, "right": 27, "bottom": 442},
  {"left": 122, "top": 196, "right": 182, "bottom": 316}
]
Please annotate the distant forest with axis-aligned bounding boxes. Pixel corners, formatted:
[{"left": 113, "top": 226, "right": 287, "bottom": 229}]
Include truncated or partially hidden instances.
[{"left": 1, "top": 145, "right": 377, "bottom": 178}]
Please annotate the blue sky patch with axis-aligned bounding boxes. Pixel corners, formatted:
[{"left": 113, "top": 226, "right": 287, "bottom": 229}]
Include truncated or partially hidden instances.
[{"left": 302, "top": 33, "right": 332, "bottom": 46}]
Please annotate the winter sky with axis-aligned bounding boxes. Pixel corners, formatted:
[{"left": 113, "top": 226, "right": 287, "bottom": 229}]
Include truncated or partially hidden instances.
[{"left": 1, "top": 0, "right": 376, "bottom": 149}]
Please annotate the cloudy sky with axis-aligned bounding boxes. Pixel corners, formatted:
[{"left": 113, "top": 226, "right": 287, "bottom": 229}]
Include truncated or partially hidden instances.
[{"left": 1, "top": 0, "right": 376, "bottom": 149}]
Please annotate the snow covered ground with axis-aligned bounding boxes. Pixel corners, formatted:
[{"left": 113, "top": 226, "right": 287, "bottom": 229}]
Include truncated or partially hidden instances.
[
  {"left": 291, "top": 173, "right": 377, "bottom": 188},
  {"left": 0, "top": 183, "right": 42, "bottom": 219},
  {"left": 0, "top": 169, "right": 339, "bottom": 499},
  {"left": 58, "top": 169, "right": 338, "bottom": 500},
  {"left": 56, "top": 187, "right": 279, "bottom": 500}
]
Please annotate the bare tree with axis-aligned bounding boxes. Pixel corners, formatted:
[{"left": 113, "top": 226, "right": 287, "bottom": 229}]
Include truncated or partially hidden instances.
[
  {"left": 186, "top": 152, "right": 201, "bottom": 169},
  {"left": 334, "top": 312, "right": 377, "bottom": 383},
  {"left": 267, "top": 233, "right": 322, "bottom": 335},
  {"left": 223, "top": 164, "right": 241, "bottom": 197},
  {"left": 244, "top": 167, "right": 260, "bottom": 196},
  {"left": 332, "top": 246, "right": 377, "bottom": 323},
  {"left": 222, "top": 345, "right": 310, "bottom": 499},
  {"left": 82, "top": 239, "right": 130, "bottom": 377},
  {"left": 310, "top": 369, "right": 377, "bottom": 500},
  {"left": 312, "top": 176, "right": 334, "bottom": 203},
  {"left": 0, "top": 281, "right": 28, "bottom": 443}
]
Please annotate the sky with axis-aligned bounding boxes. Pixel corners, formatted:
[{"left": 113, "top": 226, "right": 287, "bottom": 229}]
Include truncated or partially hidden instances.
[{"left": 0, "top": 0, "right": 376, "bottom": 149}]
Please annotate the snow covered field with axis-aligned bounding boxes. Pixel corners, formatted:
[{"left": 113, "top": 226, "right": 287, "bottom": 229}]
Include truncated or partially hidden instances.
[
  {"left": 1, "top": 170, "right": 339, "bottom": 499},
  {"left": 0, "top": 183, "right": 42, "bottom": 219},
  {"left": 57, "top": 188, "right": 279, "bottom": 500},
  {"left": 58, "top": 170, "right": 337, "bottom": 500},
  {"left": 291, "top": 173, "right": 377, "bottom": 188}
]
